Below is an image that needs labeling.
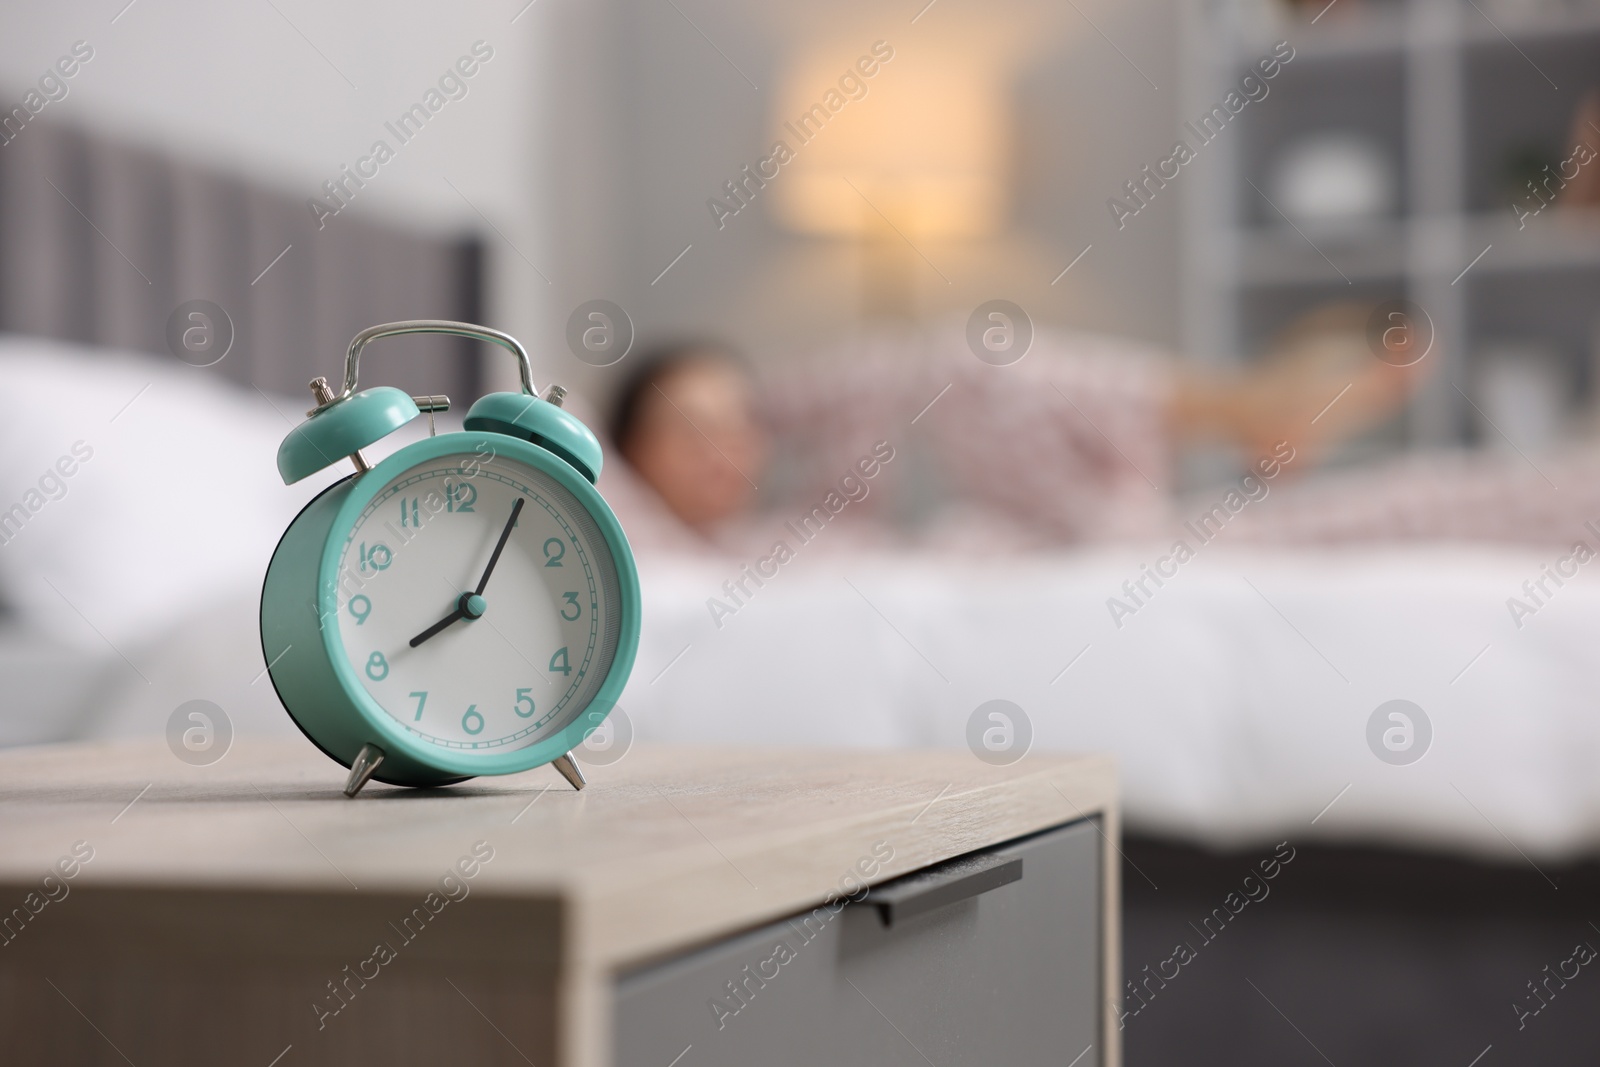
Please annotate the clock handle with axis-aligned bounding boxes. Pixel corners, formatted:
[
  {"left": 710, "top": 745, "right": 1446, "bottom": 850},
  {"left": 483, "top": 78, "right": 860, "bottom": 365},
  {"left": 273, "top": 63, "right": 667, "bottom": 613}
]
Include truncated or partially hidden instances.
[{"left": 326, "top": 320, "right": 539, "bottom": 408}]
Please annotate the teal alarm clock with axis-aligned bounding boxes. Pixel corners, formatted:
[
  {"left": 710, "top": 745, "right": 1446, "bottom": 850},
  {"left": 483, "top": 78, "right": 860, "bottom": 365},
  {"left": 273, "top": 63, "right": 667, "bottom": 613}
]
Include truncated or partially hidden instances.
[{"left": 260, "top": 321, "right": 641, "bottom": 798}]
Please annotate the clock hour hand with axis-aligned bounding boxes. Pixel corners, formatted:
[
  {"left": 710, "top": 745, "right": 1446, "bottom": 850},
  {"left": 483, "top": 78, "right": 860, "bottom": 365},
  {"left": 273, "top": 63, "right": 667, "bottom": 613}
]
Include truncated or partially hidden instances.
[
  {"left": 408, "top": 600, "right": 467, "bottom": 648},
  {"left": 474, "top": 497, "right": 525, "bottom": 596},
  {"left": 408, "top": 498, "right": 523, "bottom": 648}
]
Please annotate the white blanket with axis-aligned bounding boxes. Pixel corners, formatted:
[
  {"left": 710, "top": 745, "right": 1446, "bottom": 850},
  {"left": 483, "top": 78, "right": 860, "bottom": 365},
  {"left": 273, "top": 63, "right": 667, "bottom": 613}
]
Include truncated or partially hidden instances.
[{"left": 618, "top": 545, "right": 1600, "bottom": 863}]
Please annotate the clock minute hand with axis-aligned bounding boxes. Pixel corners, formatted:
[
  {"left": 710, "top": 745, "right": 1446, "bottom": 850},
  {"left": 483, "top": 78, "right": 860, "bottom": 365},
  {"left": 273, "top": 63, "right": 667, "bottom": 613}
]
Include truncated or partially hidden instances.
[
  {"left": 408, "top": 498, "right": 524, "bottom": 649},
  {"left": 474, "top": 497, "right": 525, "bottom": 596}
]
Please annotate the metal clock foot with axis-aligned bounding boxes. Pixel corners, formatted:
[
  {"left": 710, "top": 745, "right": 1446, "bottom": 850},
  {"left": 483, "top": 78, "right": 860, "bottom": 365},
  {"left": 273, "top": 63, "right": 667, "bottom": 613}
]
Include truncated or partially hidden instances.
[
  {"left": 551, "top": 753, "right": 586, "bottom": 791},
  {"left": 344, "top": 744, "right": 386, "bottom": 798}
]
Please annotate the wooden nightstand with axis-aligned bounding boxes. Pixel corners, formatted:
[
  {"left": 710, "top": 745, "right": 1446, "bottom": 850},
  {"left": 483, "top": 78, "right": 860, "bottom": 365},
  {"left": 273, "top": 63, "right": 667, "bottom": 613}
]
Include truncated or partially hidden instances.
[{"left": 0, "top": 742, "right": 1117, "bottom": 1066}]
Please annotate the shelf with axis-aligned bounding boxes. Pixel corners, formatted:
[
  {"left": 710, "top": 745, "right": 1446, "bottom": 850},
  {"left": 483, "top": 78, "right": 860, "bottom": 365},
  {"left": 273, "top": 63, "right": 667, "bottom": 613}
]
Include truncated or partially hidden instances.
[
  {"left": 1233, "top": 208, "right": 1600, "bottom": 287},
  {"left": 1460, "top": 5, "right": 1600, "bottom": 48},
  {"left": 1266, "top": 9, "right": 1409, "bottom": 62},
  {"left": 1235, "top": 220, "right": 1407, "bottom": 286},
  {"left": 1464, "top": 208, "right": 1600, "bottom": 274},
  {"left": 1187, "top": 0, "right": 1600, "bottom": 443},
  {"left": 1230, "top": 4, "right": 1600, "bottom": 65}
]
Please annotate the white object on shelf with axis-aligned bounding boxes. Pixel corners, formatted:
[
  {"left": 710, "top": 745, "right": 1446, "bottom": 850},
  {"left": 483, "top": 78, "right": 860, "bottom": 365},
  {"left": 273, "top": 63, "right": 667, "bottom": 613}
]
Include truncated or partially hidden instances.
[
  {"left": 1474, "top": 343, "right": 1568, "bottom": 453},
  {"left": 1269, "top": 131, "right": 1396, "bottom": 229}
]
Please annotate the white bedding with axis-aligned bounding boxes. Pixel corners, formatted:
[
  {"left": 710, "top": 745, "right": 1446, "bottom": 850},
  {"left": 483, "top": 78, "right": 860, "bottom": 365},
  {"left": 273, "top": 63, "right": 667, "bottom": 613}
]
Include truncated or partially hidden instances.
[
  {"left": 616, "top": 546, "right": 1600, "bottom": 862},
  {"left": 5, "top": 334, "right": 1599, "bottom": 863},
  {"left": 35, "top": 543, "right": 1600, "bottom": 864}
]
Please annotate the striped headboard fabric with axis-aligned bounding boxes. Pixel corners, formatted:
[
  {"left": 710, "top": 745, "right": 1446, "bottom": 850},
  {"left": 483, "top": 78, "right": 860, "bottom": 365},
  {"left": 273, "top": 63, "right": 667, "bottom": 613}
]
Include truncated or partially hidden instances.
[{"left": 0, "top": 120, "right": 483, "bottom": 402}]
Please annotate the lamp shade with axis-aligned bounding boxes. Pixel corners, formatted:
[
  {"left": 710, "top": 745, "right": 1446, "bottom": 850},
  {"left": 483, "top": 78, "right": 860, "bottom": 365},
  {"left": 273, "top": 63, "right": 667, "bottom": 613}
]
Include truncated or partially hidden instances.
[{"left": 767, "top": 47, "right": 1010, "bottom": 240}]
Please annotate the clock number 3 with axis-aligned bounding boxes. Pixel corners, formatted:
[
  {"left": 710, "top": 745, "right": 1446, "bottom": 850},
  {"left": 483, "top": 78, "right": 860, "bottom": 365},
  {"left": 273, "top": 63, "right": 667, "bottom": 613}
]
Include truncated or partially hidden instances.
[
  {"left": 366, "top": 651, "right": 389, "bottom": 681},
  {"left": 561, "top": 592, "right": 581, "bottom": 620}
]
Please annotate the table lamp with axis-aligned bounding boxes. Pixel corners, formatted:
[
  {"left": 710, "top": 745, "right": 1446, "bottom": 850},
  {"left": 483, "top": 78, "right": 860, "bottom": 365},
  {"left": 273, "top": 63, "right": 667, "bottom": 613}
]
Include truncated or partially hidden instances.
[{"left": 767, "top": 46, "right": 1011, "bottom": 318}]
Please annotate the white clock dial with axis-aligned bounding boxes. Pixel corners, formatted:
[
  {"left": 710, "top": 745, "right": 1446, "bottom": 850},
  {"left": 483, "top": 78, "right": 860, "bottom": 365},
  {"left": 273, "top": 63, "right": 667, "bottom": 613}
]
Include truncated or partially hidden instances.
[{"left": 331, "top": 451, "right": 623, "bottom": 753}]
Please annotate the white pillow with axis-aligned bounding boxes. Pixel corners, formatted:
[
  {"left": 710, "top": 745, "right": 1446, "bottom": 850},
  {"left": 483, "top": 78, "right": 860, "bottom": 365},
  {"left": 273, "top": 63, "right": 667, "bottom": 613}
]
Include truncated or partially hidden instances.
[{"left": 0, "top": 335, "right": 349, "bottom": 650}]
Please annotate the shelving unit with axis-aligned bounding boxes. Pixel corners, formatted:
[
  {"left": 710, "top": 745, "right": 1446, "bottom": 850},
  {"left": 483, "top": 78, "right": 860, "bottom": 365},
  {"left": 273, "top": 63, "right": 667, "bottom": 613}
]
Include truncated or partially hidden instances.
[{"left": 1180, "top": 0, "right": 1600, "bottom": 451}]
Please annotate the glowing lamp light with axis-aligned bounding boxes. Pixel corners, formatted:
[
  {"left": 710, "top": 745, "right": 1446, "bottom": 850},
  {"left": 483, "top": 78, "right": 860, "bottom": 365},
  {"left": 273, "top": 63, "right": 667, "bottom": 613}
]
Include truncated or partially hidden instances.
[{"left": 768, "top": 47, "right": 1011, "bottom": 241}]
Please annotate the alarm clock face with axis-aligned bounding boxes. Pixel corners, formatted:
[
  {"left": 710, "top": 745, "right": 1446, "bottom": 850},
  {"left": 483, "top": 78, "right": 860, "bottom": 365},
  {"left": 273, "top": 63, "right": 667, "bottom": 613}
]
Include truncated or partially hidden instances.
[{"left": 330, "top": 449, "right": 625, "bottom": 756}]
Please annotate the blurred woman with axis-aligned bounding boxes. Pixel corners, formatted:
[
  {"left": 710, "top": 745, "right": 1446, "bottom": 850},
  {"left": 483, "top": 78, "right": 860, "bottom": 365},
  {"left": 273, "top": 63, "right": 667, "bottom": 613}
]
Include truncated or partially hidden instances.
[{"left": 596, "top": 315, "right": 1468, "bottom": 555}]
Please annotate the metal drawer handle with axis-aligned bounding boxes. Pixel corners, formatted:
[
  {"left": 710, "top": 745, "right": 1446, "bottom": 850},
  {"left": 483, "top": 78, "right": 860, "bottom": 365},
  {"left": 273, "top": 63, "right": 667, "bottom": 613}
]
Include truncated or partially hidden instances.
[{"left": 864, "top": 853, "right": 1023, "bottom": 927}]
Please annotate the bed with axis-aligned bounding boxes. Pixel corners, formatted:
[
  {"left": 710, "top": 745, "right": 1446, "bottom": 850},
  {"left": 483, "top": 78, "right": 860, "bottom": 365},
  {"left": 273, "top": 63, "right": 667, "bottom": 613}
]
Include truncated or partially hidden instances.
[{"left": 4, "top": 124, "right": 1598, "bottom": 1065}]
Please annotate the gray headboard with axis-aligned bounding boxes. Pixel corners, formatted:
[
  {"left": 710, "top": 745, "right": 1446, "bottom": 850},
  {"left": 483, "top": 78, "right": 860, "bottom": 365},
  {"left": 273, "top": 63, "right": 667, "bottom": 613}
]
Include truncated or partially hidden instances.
[{"left": 0, "top": 121, "right": 483, "bottom": 402}]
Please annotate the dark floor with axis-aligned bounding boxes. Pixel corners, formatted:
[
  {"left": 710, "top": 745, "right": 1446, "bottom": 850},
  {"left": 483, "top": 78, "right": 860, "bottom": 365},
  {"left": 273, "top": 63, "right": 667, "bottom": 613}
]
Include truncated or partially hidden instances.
[{"left": 1121, "top": 835, "right": 1600, "bottom": 1065}]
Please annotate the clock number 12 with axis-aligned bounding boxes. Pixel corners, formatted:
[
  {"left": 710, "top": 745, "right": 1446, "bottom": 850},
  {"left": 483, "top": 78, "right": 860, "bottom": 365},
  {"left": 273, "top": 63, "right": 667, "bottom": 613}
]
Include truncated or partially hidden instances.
[{"left": 446, "top": 481, "right": 477, "bottom": 513}]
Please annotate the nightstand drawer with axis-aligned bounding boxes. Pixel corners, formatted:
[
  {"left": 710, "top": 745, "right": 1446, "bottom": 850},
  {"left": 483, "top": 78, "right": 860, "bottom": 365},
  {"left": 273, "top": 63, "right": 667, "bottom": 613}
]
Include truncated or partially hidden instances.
[{"left": 614, "top": 819, "right": 1102, "bottom": 1067}]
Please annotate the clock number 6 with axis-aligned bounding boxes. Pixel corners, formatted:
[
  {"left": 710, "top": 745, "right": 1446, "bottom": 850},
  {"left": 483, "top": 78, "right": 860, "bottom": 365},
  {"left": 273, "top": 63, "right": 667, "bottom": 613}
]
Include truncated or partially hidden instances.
[
  {"left": 462, "top": 705, "right": 485, "bottom": 735},
  {"left": 543, "top": 537, "right": 566, "bottom": 567},
  {"left": 515, "top": 688, "right": 536, "bottom": 718},
  {"left": 366, "top": 651, "right": 389, "bottom": 681},
  {"left": 561, "top": 592, "right": 581, "bottom": 620}
]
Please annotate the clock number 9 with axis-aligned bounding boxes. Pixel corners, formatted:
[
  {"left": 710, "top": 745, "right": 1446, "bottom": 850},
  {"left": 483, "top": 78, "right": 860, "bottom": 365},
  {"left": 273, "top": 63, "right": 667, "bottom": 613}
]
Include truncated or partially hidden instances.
[
  {"left": 348, "top": 594, "right": 371, "bottom": 625},
  {"left": 366, "top": 651, "right": 389, "bottom": 681},
  {"left": 543, "top": 538, "right": 566, "bottom": 567},
  {"left": 515, "top": 688, "right": 536, "bottom": 718},
  {"left": 462, "top": 705, "right": 485, "bottom": 735}
]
